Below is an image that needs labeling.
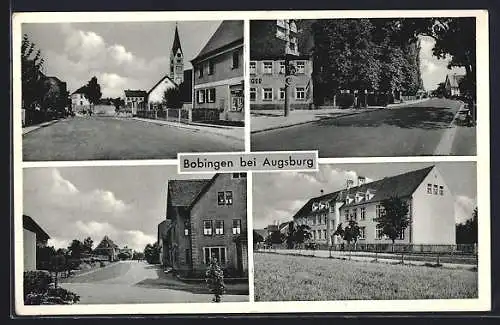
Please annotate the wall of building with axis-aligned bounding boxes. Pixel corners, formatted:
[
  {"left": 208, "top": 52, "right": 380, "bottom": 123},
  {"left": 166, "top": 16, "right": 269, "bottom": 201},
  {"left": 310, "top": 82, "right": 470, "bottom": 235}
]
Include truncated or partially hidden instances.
[
  {"left": 148, "top": 78, "right": 178, "bottom": 107},
  {"left": 189, "top": 174, "right": 247, "bottom": 277},
  {"left": 193, "top": 45, "right": 243, "bottom": 87},
  {"left": 250, "top": 59, "right": 313, "bottom": 110},
  {"left": 24, "top": 229, "right": 37, "bottom": 271},
  {"left": 71, "top": 93, "right": 90, "bottom": 112},
  {"left": 411, "top": 167, "right": 456, "bottom": 244}
]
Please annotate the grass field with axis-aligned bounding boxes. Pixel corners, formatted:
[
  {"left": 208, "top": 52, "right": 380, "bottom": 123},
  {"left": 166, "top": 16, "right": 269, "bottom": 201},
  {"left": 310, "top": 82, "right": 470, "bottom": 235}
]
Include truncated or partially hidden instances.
[{"left": 254, "top": 252, "right": 478, "bottom": 301}]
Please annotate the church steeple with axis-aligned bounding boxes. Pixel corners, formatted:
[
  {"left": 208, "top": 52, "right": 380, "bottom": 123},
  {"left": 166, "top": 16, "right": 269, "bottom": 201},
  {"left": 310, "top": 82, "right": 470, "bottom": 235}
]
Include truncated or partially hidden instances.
[{"left": 170, "top": 23, "right": 184, "bottom": 85}]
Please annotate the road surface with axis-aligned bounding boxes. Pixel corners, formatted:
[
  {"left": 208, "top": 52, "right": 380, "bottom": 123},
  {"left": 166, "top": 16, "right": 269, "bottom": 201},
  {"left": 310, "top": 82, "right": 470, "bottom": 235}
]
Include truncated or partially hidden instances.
[
  {"left": 251, "top": 98, "right": 476, "bottom": 157},
  {"left": 23, "top": 116, "right": 244, "bottom": 161},
  {"left": 60, "top": 260, "right": 248, "bottom": 304}
]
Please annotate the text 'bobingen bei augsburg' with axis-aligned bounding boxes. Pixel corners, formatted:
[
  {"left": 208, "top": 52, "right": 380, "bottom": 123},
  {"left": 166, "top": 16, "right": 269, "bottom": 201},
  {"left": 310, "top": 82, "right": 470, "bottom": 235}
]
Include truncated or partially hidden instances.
[{"left": 178, "top": 151, "right": 318, "bottom": 173}]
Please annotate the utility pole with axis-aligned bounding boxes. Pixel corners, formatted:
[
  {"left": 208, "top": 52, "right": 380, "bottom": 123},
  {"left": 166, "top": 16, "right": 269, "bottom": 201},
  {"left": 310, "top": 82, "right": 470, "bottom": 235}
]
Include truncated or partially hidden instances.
[{"left": 276, "top": 19, "right": 298, "bottom": 117}]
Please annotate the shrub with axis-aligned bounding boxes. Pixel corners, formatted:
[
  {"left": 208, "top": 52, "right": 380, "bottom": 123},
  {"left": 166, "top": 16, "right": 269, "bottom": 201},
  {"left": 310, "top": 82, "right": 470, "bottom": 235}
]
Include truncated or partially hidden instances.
[
  {"left": 24, "top": 270, "right": 80, "bottom": 305},
  {"left": 336, "top": 93, "right": 355, "bottom": 108},
  {"left": 23, "top": 271, "right": 52, "bottom": 300},
  {"left": 205, "top": 258, "right": 225, "bottom": 302}
]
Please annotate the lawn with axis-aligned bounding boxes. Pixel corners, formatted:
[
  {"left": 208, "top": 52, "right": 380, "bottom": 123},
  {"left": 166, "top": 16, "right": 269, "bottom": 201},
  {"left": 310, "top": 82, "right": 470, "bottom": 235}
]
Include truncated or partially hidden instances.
[{"left": 254, "top": 252, "right": 478, "bottom": 301}]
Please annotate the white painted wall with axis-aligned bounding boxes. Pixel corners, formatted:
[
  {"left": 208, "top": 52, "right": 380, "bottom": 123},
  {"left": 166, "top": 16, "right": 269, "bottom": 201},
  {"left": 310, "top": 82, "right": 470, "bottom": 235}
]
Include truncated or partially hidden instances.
[
  {"left": 148, "top": 77, "right": 178, "bottom": 106},
  {"left": 411, "top": 167, "right": 456, "bottom": 244},
  {"left": 24, "top": 229, "right": 37, "bottom": 271}
]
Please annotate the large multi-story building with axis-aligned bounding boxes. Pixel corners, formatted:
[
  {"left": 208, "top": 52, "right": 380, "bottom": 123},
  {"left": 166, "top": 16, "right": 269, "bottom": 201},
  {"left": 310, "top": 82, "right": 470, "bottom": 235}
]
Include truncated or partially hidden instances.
[
  {"left": 292, "top": 165, "right": 456, "bottom": 246},
  {"left": 191, "top": 20, "right": 244, "bottom": 123},
  {"left": 158, "top": 173, "right": 248, "bottom": 278}
]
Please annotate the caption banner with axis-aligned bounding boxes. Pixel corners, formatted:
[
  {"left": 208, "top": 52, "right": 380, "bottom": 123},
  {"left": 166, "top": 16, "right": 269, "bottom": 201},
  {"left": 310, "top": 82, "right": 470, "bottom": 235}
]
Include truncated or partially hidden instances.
[{"left": 178, "top": 151, "right": 318, "bottom": 173}]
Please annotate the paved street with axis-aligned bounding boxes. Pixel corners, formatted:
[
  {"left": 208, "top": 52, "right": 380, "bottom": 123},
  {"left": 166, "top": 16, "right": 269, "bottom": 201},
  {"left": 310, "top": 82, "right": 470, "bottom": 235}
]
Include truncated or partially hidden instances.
[
  {"left": 60, "top": 260, "right": 248, "bottom": 304},
  {"left": 23, "top": 116, "right": 244, "bottom": 161},
  {"left": 251, "top": 98, "right": 476, "bottom": 157}
]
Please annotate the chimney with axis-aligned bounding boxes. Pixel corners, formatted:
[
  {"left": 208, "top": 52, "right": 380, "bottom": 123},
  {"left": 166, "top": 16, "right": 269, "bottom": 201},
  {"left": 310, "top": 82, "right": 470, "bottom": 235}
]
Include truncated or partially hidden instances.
[{"left": 358, "top": 176, "right": 366, "bottom": 186}]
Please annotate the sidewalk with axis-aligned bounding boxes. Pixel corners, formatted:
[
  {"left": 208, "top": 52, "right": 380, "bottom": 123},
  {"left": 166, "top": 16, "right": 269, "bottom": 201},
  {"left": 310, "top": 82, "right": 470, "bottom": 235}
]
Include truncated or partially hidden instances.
[
  {"left": 22, "top": 119, "right": 61, "bottom": 135},
  {"left": 132, "top": 117, "right": 244, "bottom": 142},
  {"left": 250, "top": 98, "right": 431, "bottom": 133}
]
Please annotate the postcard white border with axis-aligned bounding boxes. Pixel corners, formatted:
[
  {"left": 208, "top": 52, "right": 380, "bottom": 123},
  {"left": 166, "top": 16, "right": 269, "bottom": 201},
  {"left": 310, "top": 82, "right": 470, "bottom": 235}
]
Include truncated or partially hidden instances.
[{"left": 13, "top": 9, "right": 490, "bottom": 315}]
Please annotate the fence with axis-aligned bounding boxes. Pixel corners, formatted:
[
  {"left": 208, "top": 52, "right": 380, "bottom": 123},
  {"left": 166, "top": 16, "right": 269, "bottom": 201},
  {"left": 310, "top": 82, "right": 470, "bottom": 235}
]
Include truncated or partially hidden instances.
[
  {"left": 137, "top": 108, "right": 191, "bottom": 123},
  {"left": 191, "top": 108, "right": 220, "bottom": 122},
  {"left": 328, "top": 243, "right": 477, "bottom": 255}
]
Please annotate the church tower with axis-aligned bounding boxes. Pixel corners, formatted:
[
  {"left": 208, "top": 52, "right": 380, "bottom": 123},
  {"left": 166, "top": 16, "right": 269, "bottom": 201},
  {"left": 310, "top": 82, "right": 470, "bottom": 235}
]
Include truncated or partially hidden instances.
[{"left": 170, "top": 23, "right": 184, "bottom": 85}]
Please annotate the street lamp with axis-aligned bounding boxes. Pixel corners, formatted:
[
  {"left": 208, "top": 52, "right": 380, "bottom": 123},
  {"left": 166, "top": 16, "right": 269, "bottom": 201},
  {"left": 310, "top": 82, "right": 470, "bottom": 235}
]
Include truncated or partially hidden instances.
[{"left": 276, "top": 19, "right": 299, "bottom": 117}]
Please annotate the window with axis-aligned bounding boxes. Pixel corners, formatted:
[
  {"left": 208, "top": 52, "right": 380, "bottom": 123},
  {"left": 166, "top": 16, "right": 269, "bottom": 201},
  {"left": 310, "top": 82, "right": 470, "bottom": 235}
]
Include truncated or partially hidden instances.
[
  {"left": 352, "top": 208, "right": 357, "bottom": 221},
  {"left": 262, "top": 88, "right": 273, "bottom": 101},
  {"left": 295, "top": 87, "right": 306, "bottom": 100},
  {"left": 203, "top": 220, "right": 213, "bottom": 236},
  {"left": 225, "top": 191, "right": 233, "bottom": 205},
  {"left": 323, "top": 229, "right": 327, "bottom": 240},
  {"left": 344, "top": 209, "right": 349, "bottom": 221},
  {"left": 204, "top": 247, "right": 226, "bottom": 265},
  {"left": 296, "top": 61, "right": 305, "bottom": 74},
  {"left": 263, "top": 62, "right": 273, "bottom": 74},
  {"left": 313, "top": 230, "right": 317, "bottom": 240},
  {"left": 439, "top": 186, "right": 444, "bottom": 196},
  {"left": 250, "top": 88, "right": 256, "bottom": 101},
  {"left": 215, "top": 220, "right": 224, "bottom": 235},
  {"left": 376, "top": 205, "right": 384, "bottom": 219},
  {"left": 250, "top": 61, "right": 256, "bottom": 74},
  {"left": 232, "top": 219, "right": 241, "bottom": 235},
  {"left": 217, "top": 192, "right": 225, "bottom": 205},
  {"left": 184, "top": 221, "right": 190, "bottom": 236},
  {"left": 360, "top": 207, "right": 366, "bottom": 221},
  {"left": 433, "top": 184, "right": 438, "bottom": 195},
  {"left": 198, "top": 65, "right": 204, "bottom": 78},
  {"left": 197, "top": 90, "right": 205, "bottom": 104},
  {"left": 427, "top": 184, "right": 432, "bottom": 194},
  {"left": 359, "top": 227, "right": 366, "bottom": 240},
  {"left": 279, "top": 88, "right": 285, "bottom": 100},
  {"left": 398, "top": 229, "right": 405, "bottom": 240},
  {"left": 376, "top": 225, "right": 384, "bottom": 240},
  {"left": 232, "top": 51, "right": 239, "bottom": 69},
  {"left": 208, "top": 61, "right": 215, "bottom": 75},
  {"left": 279, "top": 61, "right": 285, "bottom": 74},
  {"left": 207, "top": 88, "right": 216, "bottom": 103}
]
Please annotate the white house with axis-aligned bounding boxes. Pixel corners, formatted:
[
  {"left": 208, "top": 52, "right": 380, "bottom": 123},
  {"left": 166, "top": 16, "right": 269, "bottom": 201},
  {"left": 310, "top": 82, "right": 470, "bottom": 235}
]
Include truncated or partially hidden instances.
[
  {"left": 146, "top": 76, "right": 178, "bottom": 110},
  {"left": 71, "top": 86, "right": 90, "bottom": 113},
  {"left": 292, "top": 165, "right": 456, "bottom": 247}
]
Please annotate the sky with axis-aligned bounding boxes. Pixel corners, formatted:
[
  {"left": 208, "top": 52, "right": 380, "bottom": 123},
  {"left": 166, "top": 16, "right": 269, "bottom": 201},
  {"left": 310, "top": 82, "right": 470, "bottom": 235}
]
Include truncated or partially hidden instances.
[
  {"left": 253, "top": 162, "right": 477, "bottom": 229},
  {"left": 23, "top": 166, "right": 215, "bottom": 251},
  {"left": 22, "top": 21, "right": 222, "bottom": 98}
]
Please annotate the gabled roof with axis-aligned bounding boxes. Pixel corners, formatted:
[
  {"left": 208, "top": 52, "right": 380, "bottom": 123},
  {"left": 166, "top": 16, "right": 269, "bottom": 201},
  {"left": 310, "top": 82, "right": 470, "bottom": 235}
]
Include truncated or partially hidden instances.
[
  {"left": 192, "top": 20, "right": 243, "bottom": 62},
  {"left": 124, "top": 89, "right": 147, "bottom": 97},
  {"left": 171, "top": 24, "right": 183, "bottom": 55},
  {"left": 23, "top": 215, "right": 50, "bottom": 241},
  {"left": 95, "top": 235, "right": 119, "bottom": 250},
  {"left": 71, "top": 86, "right": 86, "bottom": 95},
  {"left": 293, "top": 166, "right": 435, "bottom": 219},
  {"left": 167, "top": 178, "right": 213, "bottom": 207},
  {"left": 446, "top": 74, "right": 465, "bottom": 88},
  {"left": 264, "top": 225, "right": 278, "bottom": 232},
  {"left": 254, "top": 229, "right": 267, "bottom": 240},
  {"left": 147, "top": 75, "right": 178, "bottom": 96}
]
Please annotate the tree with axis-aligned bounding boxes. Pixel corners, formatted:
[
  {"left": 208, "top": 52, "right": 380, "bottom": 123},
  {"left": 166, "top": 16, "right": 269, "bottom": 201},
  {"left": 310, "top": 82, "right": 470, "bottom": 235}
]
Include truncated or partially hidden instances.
[
  {"left": 456, "top": 207, "right": 478, "bottom": 244},
  {"left": 285, "top": 221, "right": 296, "bottom": 249},
  {"left": 253, "top": 230, "right": 264, "bottom": 245},
  {"left": 144, "top": 242, "right": 160, "bottom": 264},
  {"left": 83, "top": 237, "right": 93, "bottom": 254},
  {"left": 21, "top": 33, "right": 45, "bottom": 110},
  {"left": 343, "top": 219, "right": 361, "bottom": 246},
  {"left": 265, "top": 230, "right": 285, "bottom": 247},
  {"left": 376, "top": 196, "right": 410, "bottom": 250},
  {"left": 112, "top": 97, "right": 125, "bottom": 113},
  {"left": 68, "top": 240, "right": 85, "bottom": 259},
  {"left": 83, "top": 76, "right": 102, "bottom": 113},
  {"left": 293, "top": 224, "right": 312, "bottom": 248},
  {"left": 163, "top": 87, "right": 183, "bottom": 109},
  {"left": 205, "top": 257, "right": 225, "bottom": 302}
]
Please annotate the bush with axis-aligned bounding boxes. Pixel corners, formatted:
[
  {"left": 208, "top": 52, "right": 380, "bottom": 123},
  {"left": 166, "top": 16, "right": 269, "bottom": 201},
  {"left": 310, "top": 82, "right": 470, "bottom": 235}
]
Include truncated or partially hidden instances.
[
  {"left": 24, "top": 270, "right": 80, "bottom": 305},
  {"left": 24, "top": 271, "right": 52, "bottom": 299},
  {"left": 336, "top": 93, "right": 355, "bottom": 108}
]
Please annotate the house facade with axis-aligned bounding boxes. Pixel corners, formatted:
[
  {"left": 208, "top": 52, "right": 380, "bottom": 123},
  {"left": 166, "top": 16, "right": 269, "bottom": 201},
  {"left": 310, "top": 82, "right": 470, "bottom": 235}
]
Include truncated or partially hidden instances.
[
  {"left": 23, "top": 215, "right": 50, "bottom": 271},
  {"left": 292, "top": 166, "right": 455, "bottom": 247},
  {"left": 146, "top": 76, "right": 178, "bottom": 110},
  {"left": 191, "top": 20, "right": 244, "bottom": 123},
  {"left": 444, "top": 73, "right": 465, "bottom": 98},
  {"left": 124, "top": 90, "right": 147, "bottom": 115},
  {"left": 93, "top": 236, "right": 119, "bottom": 261},
  {"left": 158, "top": 172, "right": 248, "bottom": 278},
  {"left": 250, "top": 57, "right": 314, "bottom": 110},
  {"left": 71, "top": 86, "right": 90, "bottom": 113}
]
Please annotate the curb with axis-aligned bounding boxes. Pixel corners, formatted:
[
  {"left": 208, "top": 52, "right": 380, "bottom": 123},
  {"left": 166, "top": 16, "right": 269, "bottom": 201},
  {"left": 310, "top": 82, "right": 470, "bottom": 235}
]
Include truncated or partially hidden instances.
[
  {"left": 22, "top": 119, "right": 61, "bottom": 136},
  {"left": 250, "top": 109, "right": 377, "bottom": 134},
  {"left": 433, "top": 102, "right": 466, "bottom": 155},
  {"left": 132, "top": 118, "right": 244, "bottom": 142}
]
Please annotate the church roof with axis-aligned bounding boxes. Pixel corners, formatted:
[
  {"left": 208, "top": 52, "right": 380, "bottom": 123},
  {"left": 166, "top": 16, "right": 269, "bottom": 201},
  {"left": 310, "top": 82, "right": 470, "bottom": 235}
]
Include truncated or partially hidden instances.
[{"left": 172, "top": 25, "right": 182, "bottom": 54}]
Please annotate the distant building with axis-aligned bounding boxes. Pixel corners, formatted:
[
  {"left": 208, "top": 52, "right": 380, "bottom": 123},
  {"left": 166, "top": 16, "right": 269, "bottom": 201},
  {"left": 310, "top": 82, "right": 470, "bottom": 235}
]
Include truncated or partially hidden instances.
[
  {"left": 93, "top": 236, "right": 119, "bottom": 261},
  {"left": 158, "top": 173, "right": 248, "bottom": 278},
  {"left": 292, "top": 166, "right": 456, "bottom": 246},
  {"left": 23, "top": 215, "right": 50, "bottom": 271},
  {"left": 71, "top": 86, "right": 90, "bottom": 113},
  {"left": 124, "top": 89, "right": 147, "bottom": 115},
  {"left": 191, "top": 20, "right": 244, "bottom": 123},
  {"left": 444, "top": 73, "right": 465, "bottom": 97},
  {"left": 146, "top": 75, "right": 178, "bottom": 110}
]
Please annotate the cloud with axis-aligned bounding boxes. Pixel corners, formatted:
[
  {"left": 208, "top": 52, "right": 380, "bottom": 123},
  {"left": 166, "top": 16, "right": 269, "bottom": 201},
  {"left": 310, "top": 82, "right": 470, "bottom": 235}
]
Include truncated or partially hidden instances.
[
  {"left": 108, "top": 44, "right": 134, "bottom": 64},
  {"left": 454, "top": 195, "right": 476, "bottom": 224}
]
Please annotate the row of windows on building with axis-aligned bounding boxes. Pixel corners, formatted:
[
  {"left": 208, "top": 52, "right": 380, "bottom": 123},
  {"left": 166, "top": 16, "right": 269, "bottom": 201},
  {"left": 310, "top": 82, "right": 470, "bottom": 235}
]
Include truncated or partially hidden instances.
[
  {"left": 427, "top": 183, "right": 445, "bottom": 196},
  {"left": 310, "top": 225, "right": 404, "bottom": 241},
  {"left": 177, "top": 246, "right": 228, "bottom": 266},
  {"left": 197, "top": 50, "right": 240, "bottom": 78},
  {"left": 250, "top": 60, "right": 307, "bottom": 75},
  {"left": 202, "top": 219, "right": 242, "bottom": 236},
  {"left": 250, "top": 87, "right": 307, "bottom": 101}
]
